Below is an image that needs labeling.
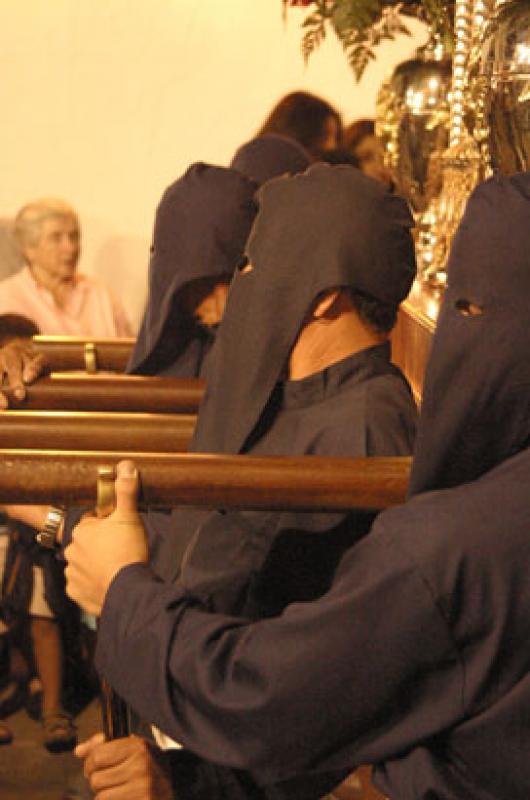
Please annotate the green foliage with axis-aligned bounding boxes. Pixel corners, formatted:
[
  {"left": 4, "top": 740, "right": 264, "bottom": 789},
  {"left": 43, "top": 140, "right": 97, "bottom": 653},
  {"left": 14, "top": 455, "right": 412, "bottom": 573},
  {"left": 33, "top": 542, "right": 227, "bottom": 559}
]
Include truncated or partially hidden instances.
[{"left": 294, "top": 0, "right": 455, "bottom": 81}]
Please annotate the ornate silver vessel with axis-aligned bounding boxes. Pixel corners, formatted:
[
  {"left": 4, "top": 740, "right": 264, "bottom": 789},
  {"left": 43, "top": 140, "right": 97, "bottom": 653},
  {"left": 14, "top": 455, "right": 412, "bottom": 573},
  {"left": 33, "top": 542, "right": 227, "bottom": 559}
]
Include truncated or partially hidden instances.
[
  {"left": 376, "top": 42, "right": 452, "bottom": 213},
  {"left": 474, "top": 0, "right": 530, "bottom": 175}
]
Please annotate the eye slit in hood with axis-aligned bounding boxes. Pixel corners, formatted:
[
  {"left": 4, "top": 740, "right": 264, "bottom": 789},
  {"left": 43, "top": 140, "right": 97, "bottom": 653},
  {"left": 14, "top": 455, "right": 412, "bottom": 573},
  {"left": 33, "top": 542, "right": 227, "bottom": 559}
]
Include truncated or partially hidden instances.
[
  {"left": 236, "top": 256, "right": 253, "bottom": 274},
  {"left": 454, "top": 299, "right": 484, "bottom": 317}
]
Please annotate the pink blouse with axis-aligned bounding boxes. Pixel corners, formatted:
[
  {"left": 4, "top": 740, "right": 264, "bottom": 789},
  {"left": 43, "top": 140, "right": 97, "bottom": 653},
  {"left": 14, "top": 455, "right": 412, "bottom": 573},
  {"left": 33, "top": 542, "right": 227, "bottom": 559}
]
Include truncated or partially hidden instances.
[{"left": 0, "top": 266, "right": 132, "bottom": 337}]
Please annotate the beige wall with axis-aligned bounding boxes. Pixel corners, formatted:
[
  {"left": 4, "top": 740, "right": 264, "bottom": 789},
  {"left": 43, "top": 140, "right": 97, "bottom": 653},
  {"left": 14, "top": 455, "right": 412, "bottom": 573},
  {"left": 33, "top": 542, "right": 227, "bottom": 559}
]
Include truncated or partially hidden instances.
[{"left": 1, "top": 0, "right": 427, "bottom": 329}]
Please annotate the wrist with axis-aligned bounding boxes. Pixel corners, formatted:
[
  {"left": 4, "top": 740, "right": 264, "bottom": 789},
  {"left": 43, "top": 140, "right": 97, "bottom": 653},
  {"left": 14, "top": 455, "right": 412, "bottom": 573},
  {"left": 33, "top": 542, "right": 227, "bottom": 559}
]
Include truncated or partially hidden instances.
[{"left": 36, "top": 505, "right": 65, "bottom": 550}]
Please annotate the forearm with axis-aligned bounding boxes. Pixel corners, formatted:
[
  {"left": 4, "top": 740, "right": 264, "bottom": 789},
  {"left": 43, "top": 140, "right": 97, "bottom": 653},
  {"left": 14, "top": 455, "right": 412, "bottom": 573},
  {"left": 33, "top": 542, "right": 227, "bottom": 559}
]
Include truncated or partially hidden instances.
[
  {"left": 2, "top": 505, "right": 48, "bottom": 531},
  {"left": 97, "top": 563, "right": 360, "bottom": 787},
  {"left": 95, "top": 534, "right": 460, "bottom": 787}
]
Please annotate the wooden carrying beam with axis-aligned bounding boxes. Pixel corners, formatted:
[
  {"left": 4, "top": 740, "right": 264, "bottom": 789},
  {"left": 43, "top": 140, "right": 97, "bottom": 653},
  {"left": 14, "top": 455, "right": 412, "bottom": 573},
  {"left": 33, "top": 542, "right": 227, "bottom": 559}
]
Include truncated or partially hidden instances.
[
  {"left": 31, "top": 335, "right": 135, "bottom": 373},
  {"left": 0, "top": 412, "right": 196, "bottom": 452},
  {"left": 0, "top": 450, "right": 411, "bottom": 510},
  {"left": 3, "top": 374, "right": 205, "bottom": 414}
]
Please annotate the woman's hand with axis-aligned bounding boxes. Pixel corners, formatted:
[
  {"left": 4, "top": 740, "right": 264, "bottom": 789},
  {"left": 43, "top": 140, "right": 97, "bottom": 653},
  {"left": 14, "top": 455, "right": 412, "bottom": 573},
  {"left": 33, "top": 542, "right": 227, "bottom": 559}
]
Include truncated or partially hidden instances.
[{"left": 0, "top": 340, "right": 48, "bottom": 408}]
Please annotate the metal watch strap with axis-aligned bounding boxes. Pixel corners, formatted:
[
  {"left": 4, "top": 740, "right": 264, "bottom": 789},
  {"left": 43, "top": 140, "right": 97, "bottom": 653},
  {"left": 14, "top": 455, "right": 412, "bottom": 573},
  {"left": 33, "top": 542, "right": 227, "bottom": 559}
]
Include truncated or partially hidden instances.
[{"left": 36, "top": 506, "right": 65, "bottom": 550}]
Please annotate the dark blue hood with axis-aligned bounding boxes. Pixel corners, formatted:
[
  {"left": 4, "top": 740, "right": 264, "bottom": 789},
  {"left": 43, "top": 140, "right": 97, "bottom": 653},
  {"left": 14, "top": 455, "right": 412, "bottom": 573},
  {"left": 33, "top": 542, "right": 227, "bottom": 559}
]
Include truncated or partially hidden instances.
[
  {"left": 192, "top": 163, "right": 416, "bottom": 455},
  {"left": 410, "top": 171, "right": 530, "bottom": 494},
  {"left": 128, "top": 163, "right": 258, "bottom": 376}
]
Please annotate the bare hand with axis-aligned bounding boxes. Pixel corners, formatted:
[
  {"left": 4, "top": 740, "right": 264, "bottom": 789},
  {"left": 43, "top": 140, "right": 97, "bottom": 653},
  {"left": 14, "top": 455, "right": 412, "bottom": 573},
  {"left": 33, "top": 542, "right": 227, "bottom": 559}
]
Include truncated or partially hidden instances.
[
  {"left": 0, "top": 340, "right": 48, "bottom": 408},
  {"left": 76, "top": 733, "right": 173, "bottom": 799},
  {"left": 65, "top": 460, "right": 148, "bottom": 616}
]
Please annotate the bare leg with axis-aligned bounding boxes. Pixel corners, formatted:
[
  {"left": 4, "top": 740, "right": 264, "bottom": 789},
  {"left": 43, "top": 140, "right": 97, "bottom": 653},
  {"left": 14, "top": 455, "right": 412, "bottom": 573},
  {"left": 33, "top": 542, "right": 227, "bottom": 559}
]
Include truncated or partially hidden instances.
[
  {"left": 31, "top": 616, "right": 76, "bottom": 752},
  {"left": 30, "top": 616, "right": 63, "bottom": 715}
]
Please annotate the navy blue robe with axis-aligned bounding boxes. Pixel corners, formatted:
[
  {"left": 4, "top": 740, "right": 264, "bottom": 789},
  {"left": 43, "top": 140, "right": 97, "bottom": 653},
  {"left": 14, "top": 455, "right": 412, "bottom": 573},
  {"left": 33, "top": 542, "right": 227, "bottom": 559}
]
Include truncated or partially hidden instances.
[
  {"left": 98, "top": 446, "right": 530, "bottom": 799},
  {"left": 95, "top": 171, "right": 530, "bottom": 798}
]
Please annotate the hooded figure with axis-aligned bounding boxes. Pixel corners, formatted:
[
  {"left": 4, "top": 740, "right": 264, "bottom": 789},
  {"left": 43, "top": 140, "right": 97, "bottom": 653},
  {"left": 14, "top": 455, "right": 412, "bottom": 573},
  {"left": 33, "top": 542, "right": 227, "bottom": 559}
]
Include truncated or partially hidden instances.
[
  {"left": 143, "top": 164, "right": 417, "bottom": 606},
  {"left": 90, "top": 165, "right": 418, "bottom": 792},
  {"left": 127, "top": 163, "right": 258, "bottom": 378},
  {"left": 230, "top": 133, "right": 311, "bottom": 186},
  {"left": 91, "top": 172, "right": 530, "bottom": 800},
  {"left": 409, "top": 170, "right": 530, "bottom": 494},
  {"left": 192, "top": 163, "right": 415, "bottom": 457}
]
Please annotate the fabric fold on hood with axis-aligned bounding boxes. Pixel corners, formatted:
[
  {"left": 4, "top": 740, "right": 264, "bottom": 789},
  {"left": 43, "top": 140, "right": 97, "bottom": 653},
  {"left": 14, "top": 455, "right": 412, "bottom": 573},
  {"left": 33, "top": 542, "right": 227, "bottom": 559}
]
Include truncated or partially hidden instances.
[
  {"left": 127, "top": 163, "right": 258, "bottom": 377},
  {"left": 409, "top": 171, "right": 530, "bottom": 495},
  {"left": 191, "top": 164, "right": 416, "bottom": 456}
]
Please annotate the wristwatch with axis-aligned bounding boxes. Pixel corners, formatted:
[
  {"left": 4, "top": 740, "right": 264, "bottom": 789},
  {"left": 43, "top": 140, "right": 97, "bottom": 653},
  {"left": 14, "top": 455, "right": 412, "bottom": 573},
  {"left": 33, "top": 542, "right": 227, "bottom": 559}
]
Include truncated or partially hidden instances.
[{"left": 36, "top": 506, "right": 65, "bottom": 550}]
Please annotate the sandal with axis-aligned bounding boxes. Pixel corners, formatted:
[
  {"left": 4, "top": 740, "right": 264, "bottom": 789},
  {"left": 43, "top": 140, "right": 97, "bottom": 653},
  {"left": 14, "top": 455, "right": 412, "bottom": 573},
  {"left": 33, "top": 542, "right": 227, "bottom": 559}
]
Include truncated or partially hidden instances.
[
  {"left": 0, "top": 721, "right": 13, "bottom": 745},
  {"left": 42, "top": 709, "right": 77, "bottom": 753}
]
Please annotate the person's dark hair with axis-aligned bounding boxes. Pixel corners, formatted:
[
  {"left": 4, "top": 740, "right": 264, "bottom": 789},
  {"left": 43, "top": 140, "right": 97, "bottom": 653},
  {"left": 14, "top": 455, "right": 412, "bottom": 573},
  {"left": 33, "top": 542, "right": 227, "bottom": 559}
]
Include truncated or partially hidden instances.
[
  {"left": 350, "top": 289, "right": 398, "bottom": 334},
  {"left": 344, "top": 119, "right": 375, "bottom": 156},
  {"left": 257, "top": 91, "right": 342, "bottom": 160},
  {"left": 320, "top": 148, "right": 360, "bottom": 168},
  {"left": 0, "top": 313, "right": 40, "bottom": 346}
]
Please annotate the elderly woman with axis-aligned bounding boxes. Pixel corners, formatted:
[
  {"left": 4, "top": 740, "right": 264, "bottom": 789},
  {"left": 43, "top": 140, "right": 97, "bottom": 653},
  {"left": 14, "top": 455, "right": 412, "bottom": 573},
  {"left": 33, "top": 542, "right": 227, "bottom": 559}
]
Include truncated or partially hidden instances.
[
  {"left": 0, "top": 198, "right": 131, "bottom": 336},
  {"left": 0, "top": 198, "right": 130, "bottom": 754}
]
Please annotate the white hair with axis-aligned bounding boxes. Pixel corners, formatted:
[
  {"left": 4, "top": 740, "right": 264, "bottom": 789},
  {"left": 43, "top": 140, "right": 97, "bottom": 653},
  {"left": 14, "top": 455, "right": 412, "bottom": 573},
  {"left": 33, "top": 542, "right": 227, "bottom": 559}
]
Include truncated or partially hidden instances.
[{"left": 14, "top": 198, "right": 80, "bottom": 250}]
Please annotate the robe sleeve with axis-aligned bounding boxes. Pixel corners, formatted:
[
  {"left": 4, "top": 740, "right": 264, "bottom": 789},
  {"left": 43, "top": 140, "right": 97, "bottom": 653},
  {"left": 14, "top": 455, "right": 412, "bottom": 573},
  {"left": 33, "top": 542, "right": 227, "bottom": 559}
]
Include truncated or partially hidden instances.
[{"left": 96, "top": 512, "right": 464, "bottom": 788}]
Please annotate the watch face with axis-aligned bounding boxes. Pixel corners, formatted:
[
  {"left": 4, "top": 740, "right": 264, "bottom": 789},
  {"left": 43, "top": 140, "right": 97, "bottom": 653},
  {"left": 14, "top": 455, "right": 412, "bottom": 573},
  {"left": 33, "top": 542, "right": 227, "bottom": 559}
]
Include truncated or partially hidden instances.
[{"left": 47, "top": 508, "right": 63, "bottom": 525}]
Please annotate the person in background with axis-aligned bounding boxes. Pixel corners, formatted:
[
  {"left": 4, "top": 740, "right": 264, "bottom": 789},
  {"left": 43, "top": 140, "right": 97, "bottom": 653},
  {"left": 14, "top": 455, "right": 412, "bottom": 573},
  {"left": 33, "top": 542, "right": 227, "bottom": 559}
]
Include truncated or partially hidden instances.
[
  {"left": 0, "top": 202, "right": 131, "bottom": 740},
  {"left": 0, "top": 314, "right": 41, "bottom": 748},
  {"left": 0, "top": 198, "right": 132, "bottom": 337},
  {"left": 344, "top": 119, "right": 393, "bottom": 190},
  {"left": 0, "top": 313, "right": 84, "bottom": 753},
  {"left": 257, "top": 91, "right": 343, "bottom": 161}
]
